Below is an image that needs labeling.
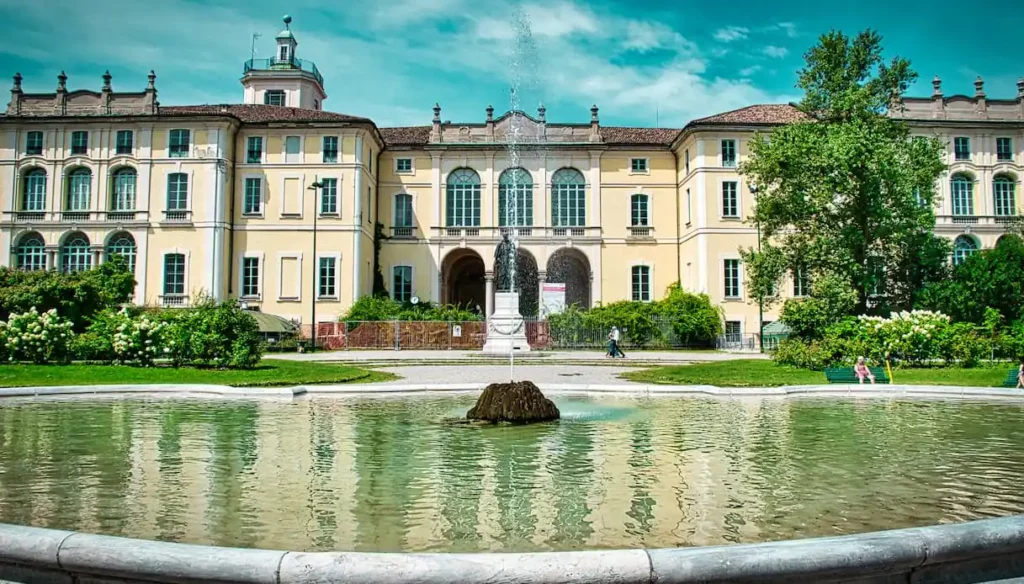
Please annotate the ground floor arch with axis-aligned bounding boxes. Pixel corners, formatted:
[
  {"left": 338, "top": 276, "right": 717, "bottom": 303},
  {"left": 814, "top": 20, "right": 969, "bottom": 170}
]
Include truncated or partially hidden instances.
[
  {"left": 441, "top": 248, "right": 486, "bottom": 315},
  {"left": 495, "top": 247, "right": 540, "bottom": 317},
  {"left": 547, "top": 247, "right": 591, "bottom": 309}
]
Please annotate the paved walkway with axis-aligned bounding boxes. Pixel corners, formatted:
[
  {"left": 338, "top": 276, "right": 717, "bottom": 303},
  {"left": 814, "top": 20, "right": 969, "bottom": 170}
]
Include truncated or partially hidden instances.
[
  {"left": 375, "top": 364, "right": 642, "bottom": 385},
  {"left": 267, "top": 349, "right": 768, "bottom": 364}
]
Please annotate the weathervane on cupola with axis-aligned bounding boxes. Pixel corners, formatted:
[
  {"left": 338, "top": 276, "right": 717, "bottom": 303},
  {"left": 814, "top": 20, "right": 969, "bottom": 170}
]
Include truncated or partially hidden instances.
[{"left": 241, "top": 14, "right": 326, "bottom": 110}]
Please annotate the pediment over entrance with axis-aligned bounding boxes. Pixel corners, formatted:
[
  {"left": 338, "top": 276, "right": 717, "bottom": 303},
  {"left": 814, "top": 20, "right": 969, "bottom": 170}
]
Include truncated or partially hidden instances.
[{"left": 436, "top": 109, "right": 596, "bottom": 145}]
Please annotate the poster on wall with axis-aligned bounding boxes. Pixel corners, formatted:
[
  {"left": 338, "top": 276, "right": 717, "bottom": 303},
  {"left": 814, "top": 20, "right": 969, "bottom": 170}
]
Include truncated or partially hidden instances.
[{"left": 541, "top": 283, "right": 567, "bottom": 317}]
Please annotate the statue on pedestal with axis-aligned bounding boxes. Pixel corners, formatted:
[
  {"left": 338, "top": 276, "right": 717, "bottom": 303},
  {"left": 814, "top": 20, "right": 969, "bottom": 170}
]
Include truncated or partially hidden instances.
[{"left": 494, "top": 232, "right": 515, "bottom": 292}]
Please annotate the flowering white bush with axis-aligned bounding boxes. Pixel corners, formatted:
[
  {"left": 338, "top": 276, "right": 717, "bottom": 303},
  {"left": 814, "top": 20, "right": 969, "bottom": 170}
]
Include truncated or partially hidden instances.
[
  {"left": 1, "top": 307, "right": 75, "bottom": 364},
  {"left": 857, "top": 310, "right": 950, "bottom": 365},
  {"left": 111, "top": 309, "right": 170, "bottom": 366}
]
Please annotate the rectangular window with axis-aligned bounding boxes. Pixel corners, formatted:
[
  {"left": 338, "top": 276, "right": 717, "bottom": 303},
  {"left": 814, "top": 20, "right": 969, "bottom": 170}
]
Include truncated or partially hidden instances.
[
  {"left": 721, "top": 139, "right": 737, "bottom": 167},
  {"left": 278, "top": 46, "right": 289, "bottom": 61},
  {"left": 954, "top": 137, "right": 970, "bottom": 161},
  {"left": 166, "top": 173, "right": 188, "bottom": 211},
  {"left": 396, "top": 158, "right": 413, "bottom": 173},
  {"left": 366, "top": 187, "right": 372, "bottom": 224},
  {"left": 630, "top": 158, "right": 648, "bottom": 173},
  {"left": 684, "top": 149, "right": 690, "bottom": 175},
  {"left": 169, "top": 129, "right": 190, "bottom": 158},
  {"left": 997, "top": 137, "right": 1013, "bottom": 162},
  {"left": 395, "top": 194, "right": 413, "bottom": 228},
  {"left": 725, "top": 321, "right": 742, "bottom": 343},
  {"left": 26, "top": 131, "right": 43, "bottom": 155},
  {"left": 284, "top": 136, "right": 300, "bottom": 163},
  {"left": 71, "top": 131, "right": 88, "bottom": 155},
  {"left": 322, "top": 136, "right": 338, "bottom": 163},
  {"left": 163, "top": 254, "right": 186, "bottom": 295},
  {"left": 264, "top": 90, "right": 286, "bottom": 106},
  {"left": 686, "top": 188, "right": 692, "bottom": 225},
  {"left": 722, "top": 181, "right": 739, "bottom": 218},
  {"left": 241, "top": 257, "right": 260, "bottom": 298},
  {"left": 793, "top": 267, "right": 810, "bottom": 297},
  {"left": 246, "top": 136, "right": 263, "bottom": 163},
  {"left": 631, "top": 265, "right": 651, "bottom": 302},
  {"left": 724, "top": 259, "right": 741, "bottom": 298},
  {"left": 320, "top": 178, "right": 338, "bottom": 214},
  {"left": 318, "top": 257, "right": 337, "bottom": 298},
  {"left": 243, "top": 177, "right": 262, "bottom": 215},
  {"left": 631, "top": 195, "right": 649, "bottom": 226},
  {"left": 115, "top": 130, "right": 133, "bottom": 155},
  {"left": 392, "top": 266, "right": 413, "bottom": 302}
]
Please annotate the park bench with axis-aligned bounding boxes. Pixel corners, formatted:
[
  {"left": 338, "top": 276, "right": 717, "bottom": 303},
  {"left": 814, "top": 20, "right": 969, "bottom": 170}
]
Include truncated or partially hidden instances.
[
  {"left": 824, "top": 366, "right": 890, "bottom": 384},
  {"left": 1003, "top": 369, "right": 1022, "bottom": 388}
]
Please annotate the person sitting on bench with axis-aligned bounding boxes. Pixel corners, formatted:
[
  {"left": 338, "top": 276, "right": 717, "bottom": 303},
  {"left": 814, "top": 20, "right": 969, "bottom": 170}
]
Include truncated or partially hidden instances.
[{"left": 854, "top": 357, "right": 876, "bottom": 385}]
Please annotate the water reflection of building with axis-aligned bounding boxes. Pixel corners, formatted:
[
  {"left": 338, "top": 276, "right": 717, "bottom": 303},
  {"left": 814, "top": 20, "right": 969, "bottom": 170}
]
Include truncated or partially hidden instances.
[{"left": 5, "top": 15, "right": 1019, "bottom": 336}]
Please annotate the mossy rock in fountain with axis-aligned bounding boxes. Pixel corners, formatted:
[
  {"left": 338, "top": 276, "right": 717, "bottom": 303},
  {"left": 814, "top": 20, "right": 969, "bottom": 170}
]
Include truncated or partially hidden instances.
[{"left": 467, "top": 381, "right": 560, "bottom": 423}]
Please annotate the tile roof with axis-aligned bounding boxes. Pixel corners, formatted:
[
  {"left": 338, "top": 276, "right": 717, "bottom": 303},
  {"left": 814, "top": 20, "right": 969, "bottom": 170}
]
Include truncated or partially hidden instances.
[
  {"left": 160, "top": 104, "right": 372, "bottom": 124},
  {"left": 599, "top": 126, "right": 681, "bottom": 146},
  {"left": 379, "top": 126, "right": 432, "bottom": 146},
  {"left": 687, "top": 103, "right": 808, "bottom": 126}
]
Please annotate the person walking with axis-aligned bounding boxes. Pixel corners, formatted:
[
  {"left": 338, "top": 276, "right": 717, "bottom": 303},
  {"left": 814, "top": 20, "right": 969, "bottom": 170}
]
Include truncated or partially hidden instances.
[
  {"left": 611, "top": 326, "right": 626, "bottom": 359},
  {"left": 1017, "top": 362, "right": 1023, "bottom": 389}
]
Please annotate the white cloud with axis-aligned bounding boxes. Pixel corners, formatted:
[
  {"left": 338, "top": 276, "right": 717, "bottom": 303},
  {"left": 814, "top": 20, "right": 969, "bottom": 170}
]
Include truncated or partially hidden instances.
[
  {"left": 775, "top": 22, "right": 798, "bottom": 38},
  {"left": 739, "top": 65, "right": 762, "bottom": 77},
  {"left": 763, "top": 45, "right": 789, "bottom": 58},
  {"left": 713, "top": 26, "right": 749, "bottom": 42},
  {"left": 622, "top": 21, "right": 691, "bottom": 53}
]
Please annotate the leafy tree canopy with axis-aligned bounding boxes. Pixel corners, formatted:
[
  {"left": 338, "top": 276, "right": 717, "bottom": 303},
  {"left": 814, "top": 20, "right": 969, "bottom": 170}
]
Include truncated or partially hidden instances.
[
  {"left": 741, "top": 30, "right": 949, "bottom": 313},
  {"left": 919, "top": 234, "right": 1024, "bottom": 326}
]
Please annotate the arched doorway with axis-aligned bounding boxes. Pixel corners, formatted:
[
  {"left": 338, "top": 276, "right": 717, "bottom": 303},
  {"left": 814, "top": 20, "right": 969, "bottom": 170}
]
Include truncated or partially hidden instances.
[
  {"left": 496, "top": 248, "right": 539, "bottom": 317},
  {"left": 442, "top": 249, "right": 485, "bottom": 315},
  {"left": 547, "top": 248, "right": 591, "bottom": 309}
]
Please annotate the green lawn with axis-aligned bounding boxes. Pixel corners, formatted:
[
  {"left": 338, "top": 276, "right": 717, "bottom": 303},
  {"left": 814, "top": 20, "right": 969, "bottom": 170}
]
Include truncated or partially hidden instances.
[
  {"left": 622, "top": 359, "right": 1016, "bottom": 388},
  {"left": 0, "top": 360, "right": 392, "bottom": 388}
]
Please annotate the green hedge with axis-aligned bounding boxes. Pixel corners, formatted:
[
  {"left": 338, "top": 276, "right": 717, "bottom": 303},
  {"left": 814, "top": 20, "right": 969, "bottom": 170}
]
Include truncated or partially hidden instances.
[{"left": 342, "top": 296, "right": 482, "bottom": 323}]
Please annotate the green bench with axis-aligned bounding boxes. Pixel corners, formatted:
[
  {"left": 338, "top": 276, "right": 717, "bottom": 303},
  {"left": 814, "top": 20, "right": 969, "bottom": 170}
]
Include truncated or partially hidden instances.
[
  {"left": 1003, "top": 369, "right": 1023, "bottom": 388},
  {"left": 824, "top": 366, "right": 890, "bottom": 384}
]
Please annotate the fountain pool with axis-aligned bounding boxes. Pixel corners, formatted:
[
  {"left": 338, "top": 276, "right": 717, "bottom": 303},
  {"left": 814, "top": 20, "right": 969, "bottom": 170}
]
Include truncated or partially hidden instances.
[{"left": 2, "top": 393, "right": 1024, "bottom": 554}]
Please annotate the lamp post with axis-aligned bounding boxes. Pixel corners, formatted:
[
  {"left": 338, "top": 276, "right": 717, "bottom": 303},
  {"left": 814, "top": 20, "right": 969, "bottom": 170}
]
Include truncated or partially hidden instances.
[
  {"left": 748, "top": 181, "right": 764, "bottom": 353},
  {"left": 308, "top": 178, "right": 322, "bottom": 352}
]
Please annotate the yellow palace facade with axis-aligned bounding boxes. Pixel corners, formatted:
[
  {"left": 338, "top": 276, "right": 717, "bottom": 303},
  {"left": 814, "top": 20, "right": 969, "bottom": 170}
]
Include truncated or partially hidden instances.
[{"left": 1, "top": 18, "right": 1022, "bottom": 340}]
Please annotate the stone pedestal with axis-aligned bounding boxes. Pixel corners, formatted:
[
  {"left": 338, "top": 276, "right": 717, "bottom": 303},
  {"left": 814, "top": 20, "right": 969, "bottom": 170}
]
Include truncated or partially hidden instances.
[{"left": 482, "top": 292, "right": 531, "bottom": 354}]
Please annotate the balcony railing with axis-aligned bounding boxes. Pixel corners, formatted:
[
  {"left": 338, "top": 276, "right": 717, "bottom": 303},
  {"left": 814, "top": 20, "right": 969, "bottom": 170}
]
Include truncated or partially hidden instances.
[
  {"left": 163, "top": 210, "right": 192, "bottom": 223},
  {"left": 2, "top": 211, "right": 148, "bottom": 223},
  {"left": 391, "top": 226, "right": 416, "bottom": 238},
  {"left": 243, "top": 58, "right": 324, "bottom": 86},
  {"left": 160, "top": 294, "right": 189, "bottom": 308},
  {"left": 431, "top": 226, "right": 601, "bottom": 241},
  {"left": 628, "top": 226, "right": 653, "bottom": 238},
  {"left": 937, "top": 215, "right": 1020, "bottom": 227}
]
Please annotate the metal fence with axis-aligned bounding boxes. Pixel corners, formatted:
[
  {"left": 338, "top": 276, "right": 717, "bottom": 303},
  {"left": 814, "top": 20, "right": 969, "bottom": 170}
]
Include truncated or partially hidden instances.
[{"left": 299, "top": 318, "right": 764, "bottom": 352}]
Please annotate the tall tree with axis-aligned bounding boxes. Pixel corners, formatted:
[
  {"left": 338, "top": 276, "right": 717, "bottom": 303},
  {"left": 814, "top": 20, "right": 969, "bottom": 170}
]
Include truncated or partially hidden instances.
[{"left": 741, "top": 30, "right": 948, "bottom": 313}]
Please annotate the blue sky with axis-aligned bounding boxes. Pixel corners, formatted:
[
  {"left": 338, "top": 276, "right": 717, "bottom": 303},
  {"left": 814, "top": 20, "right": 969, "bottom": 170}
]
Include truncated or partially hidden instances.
[{"left": 1, "top": 0, "right": 1021, "bottom": 128}]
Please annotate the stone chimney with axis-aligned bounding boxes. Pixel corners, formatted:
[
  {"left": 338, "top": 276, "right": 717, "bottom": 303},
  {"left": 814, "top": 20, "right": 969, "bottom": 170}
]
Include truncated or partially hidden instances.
[
  {"left": 143, "top": 70, "right": 158, "bottom": 114},
  {"left": 974, "top": 76, "right": 987, "bottom": 118},
  {"left": 485, "top": 104, "right": 494, "bottom": 140},
  {"left": 430, "top": 103, "right": 442, "bottom": 143},
  {"left": 931, "top": 76, "right": 944, "bottom": 119},
  {"left": 8, "top": 72, "right": 22, "bottom": 115},
  {"left": 589, "top": 104, "right": 600, "bottom": 143},
  {"left": 101, "top": 70, "right": 112, "bottom": 114},
  {"left": 54, "top": 71, "right": 67, "bottom": 115}
]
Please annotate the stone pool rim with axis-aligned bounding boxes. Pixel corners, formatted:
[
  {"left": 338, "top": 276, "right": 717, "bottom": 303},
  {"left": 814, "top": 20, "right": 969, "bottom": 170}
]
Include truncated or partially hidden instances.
[
  {"left": 1, "top": 382, "right": 1024, "bottom": 400},
  {"left": 2, "top": 515, "right": 1024, "bottom": 583}
]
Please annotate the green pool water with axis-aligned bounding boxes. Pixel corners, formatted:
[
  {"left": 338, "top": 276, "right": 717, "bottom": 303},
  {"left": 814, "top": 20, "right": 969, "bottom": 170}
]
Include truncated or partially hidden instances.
[{"left": 1, "top": 394, "right": 1023, "bottom": 553}]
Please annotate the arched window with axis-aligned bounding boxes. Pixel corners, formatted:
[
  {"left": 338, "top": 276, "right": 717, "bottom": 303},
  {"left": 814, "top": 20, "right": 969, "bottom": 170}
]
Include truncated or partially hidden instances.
[
  {"left": 631, "top": 194, "right": 649, "bottom": 226},
  {"left": 498, "top": 168, "right": 533, "bottom": 227},
  {"left": 994, "top": 176, "right": 1016, "bottom": 217},
  {"left": 167, "top": 173, "right": 188, "bottom": 211},
  {"left": 953, "top": 235, "right": 978, "bottom": 266},
  {"left": 951, "top": 174, "right": 974, "bottom": 217},
  {"left": 111, "top": 168, "right": 136, "bottom": 211},
  {"left": 551, "top": 168, "right": 586, "bottom": 227},
  {"left": 22, "top": 169, "right": 46, "bottom": 211},
  {"left": 445, "top": 168, "right": 481, "bottom": 227},
  {"left": 15, "top": 233, "right": 46, "bottom": 271},
  {"left": 107, "top": 232, "right": 137, "bottom": 273},
  {"left": 67, "top": 168, "right": 91, "bottom": 211},
  {"left": 61, "top": 233, "right": 91, "bottom": 273}
]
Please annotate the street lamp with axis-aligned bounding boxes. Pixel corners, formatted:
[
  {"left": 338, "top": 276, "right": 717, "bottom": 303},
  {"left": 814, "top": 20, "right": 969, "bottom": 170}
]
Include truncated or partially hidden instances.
[
  {"left": 748, "top": 181, "right": 764, "bottom": 353},
  {"left": 308, "top": 177, "right": 322, "bottom": 352}
]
